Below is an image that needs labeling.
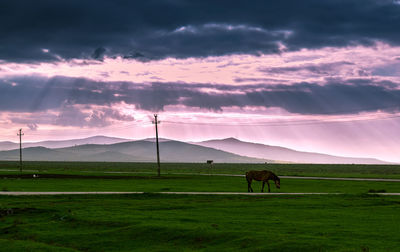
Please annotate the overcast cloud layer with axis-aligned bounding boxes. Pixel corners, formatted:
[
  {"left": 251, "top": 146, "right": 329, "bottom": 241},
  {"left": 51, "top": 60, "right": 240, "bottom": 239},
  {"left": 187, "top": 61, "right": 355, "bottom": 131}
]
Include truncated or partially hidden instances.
[
  {"left": 1, "top": 76, "right": 400, "bottom": 115},
  {"left": 1, "top": 1, "right": 400, "bottom": 162},
  {"left": 1, "top": 0, "right": 400, "bottom": 62}
]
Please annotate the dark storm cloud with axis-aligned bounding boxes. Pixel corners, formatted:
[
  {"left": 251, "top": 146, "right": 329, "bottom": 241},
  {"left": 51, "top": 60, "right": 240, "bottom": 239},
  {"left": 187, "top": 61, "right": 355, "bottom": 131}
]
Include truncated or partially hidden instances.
[
  {"left": 234, "top": 78, "right": 287, "bottom": 84},
  {"left": 1, "top": 0, "right": 400, "bottom": 62},
  {"left": 92, "top": 47, "right": 107, "bottom": 60},
  {"left": 8, "top": 104, "right": 134, "bottom": 128},
  {"left": 260, "top": 62, "right": 355, "bottom": 75},
  {"left": 27, "top": 123, "right": 38, "bottom": 131},
  {"left": 54, "top": 106, "right": 134, "bottom": 127},
  {"left": 1, "top": 75, "right": 400, "bottom": 116},
  {"left": 176, "top": 80, "right": 400, "bottom": 114}
]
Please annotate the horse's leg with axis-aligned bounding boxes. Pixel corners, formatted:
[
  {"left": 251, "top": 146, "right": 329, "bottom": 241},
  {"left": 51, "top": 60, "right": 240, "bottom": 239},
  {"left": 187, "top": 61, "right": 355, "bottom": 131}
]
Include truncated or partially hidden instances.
[
  {"left": 267, "top": 181, "right": 270, "bottom": 192},
  {"left": 247, "top": 178, "right": 252, "bottom": 192},
  {"left": 261, "top": 181, "right": 265, "bottom": 192}
]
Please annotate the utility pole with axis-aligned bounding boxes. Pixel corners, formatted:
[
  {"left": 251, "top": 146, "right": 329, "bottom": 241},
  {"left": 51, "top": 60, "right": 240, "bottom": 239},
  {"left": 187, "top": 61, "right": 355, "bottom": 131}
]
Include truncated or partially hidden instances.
[
  {"left": 153, "top": 114, "right": 161, "bottom": 176},
  {"left": 17, "top": 128, "right": 24, "bottom": 172}
]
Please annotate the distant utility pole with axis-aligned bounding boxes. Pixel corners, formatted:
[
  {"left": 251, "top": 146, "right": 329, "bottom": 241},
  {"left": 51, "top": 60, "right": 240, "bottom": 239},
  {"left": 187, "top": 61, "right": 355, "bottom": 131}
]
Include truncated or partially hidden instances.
[
  {"left": 153, "top": 114, "right": 161, "bottom": 176},
  {"left": 17, "top": 128, "right": 24, "bottom": 172}
]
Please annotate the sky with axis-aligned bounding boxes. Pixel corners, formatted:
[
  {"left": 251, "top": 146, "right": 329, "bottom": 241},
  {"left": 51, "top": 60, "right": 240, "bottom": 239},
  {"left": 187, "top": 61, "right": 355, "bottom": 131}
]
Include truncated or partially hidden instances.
[{"left": 1, "top": 0, "right": 400, "bottom": 162}]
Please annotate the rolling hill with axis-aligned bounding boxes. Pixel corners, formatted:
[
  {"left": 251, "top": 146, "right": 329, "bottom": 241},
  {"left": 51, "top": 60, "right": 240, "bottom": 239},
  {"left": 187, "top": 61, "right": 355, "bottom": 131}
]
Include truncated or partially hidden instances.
[
  {"left": 194, "top": 138, "right": 388, "bottom": 164},
  {"left": 0, "top": 140, "right": 269, "bottom": 163},
  {"left": 0, "top": 135, "right": 129, "bottom": 150},
  {"left": 0, "top": 136, "right": 389, "bottom": 164}
]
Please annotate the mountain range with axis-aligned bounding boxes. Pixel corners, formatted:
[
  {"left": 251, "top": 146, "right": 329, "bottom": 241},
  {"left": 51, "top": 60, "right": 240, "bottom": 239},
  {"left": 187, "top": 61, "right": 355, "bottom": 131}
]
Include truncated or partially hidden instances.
[
  {"left": 0, "top": 139, "right": 269, "bottom": 163},
  {"left": 0, "top": 136, "right": 389, "bottom": 164},
  {"left": 194, "top": 138, "right": 387, "bottom": 164},
  {"left": 0, "top": 136, "right": 128, "bottom": 150}
]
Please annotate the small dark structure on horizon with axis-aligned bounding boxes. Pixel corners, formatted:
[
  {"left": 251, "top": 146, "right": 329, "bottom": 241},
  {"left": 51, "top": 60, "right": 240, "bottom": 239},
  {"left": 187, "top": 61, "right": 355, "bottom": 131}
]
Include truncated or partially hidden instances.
[{"left": 206, "top": 160, "right": 213, "bottom": 174}]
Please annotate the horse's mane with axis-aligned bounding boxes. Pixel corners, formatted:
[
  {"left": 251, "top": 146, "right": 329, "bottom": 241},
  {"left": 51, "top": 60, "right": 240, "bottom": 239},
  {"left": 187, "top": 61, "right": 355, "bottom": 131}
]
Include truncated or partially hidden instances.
[
  {"left": 262, "top": 170, "right": 280, "bottom": 181},
  {"left": 271, "top": 172, "right": 280, "bottom": 181}
]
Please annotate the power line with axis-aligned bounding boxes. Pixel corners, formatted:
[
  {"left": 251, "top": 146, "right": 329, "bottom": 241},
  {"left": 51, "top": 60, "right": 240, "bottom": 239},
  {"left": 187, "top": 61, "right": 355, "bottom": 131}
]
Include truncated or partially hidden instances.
[
  {"left": 162, "top": 114, "right": 400, "bottom": 127},
  {"left": 296, "top": 104, "right": 400, "bottom": 116}
]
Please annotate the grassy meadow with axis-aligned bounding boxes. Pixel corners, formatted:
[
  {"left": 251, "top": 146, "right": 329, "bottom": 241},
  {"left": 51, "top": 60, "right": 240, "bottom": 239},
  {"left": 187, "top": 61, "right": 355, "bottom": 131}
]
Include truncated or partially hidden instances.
[
  {"left": 1, "top": 194, "right": 400, "bottom": 251},
  {"left": 1, "top": 161, "right": 400, "bottom": 251},
  {"left": 0, "top": 173, "right": 399, "bottom": 194},
  {"left": 2, "top": 161, "right": 400, "bottom": 178},
  {"left": 1, "top": 161, "right": 400, "bottom": 193}
]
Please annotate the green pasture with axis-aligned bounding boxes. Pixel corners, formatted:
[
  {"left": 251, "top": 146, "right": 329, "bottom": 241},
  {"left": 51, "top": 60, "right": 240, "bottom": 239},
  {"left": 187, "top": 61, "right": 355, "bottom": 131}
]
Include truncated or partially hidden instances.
[
  {"left": 1, "top": 162, "right": 400, "bottom": 251},
  {"left": 1, "top": 194, "right": 400, "bottom": 251},
  {"left": 1, "top": 161, "right": 400, "bottom": 178},
  {"left": 0, "top": 173, "right": 398, "bottom": 194},
  {"left": 1, "top": 161, "right": 400, "bottom": 193}
]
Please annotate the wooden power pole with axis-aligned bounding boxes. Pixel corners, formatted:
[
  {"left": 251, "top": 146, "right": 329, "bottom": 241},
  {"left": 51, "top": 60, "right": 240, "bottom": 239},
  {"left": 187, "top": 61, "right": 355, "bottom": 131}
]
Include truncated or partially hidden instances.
[
  {"left": 17, "top": 128, "right": 24, "bottom": 172},
  {"left": 153, "top": 114, "right": 161, "bottom": 176}
]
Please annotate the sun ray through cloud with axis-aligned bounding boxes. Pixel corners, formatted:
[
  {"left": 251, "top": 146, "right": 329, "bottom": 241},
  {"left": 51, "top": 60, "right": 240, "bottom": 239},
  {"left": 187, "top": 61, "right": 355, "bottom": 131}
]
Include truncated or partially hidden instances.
[{"left": 1, "top": 0, "right": 400, "bottom": 162}]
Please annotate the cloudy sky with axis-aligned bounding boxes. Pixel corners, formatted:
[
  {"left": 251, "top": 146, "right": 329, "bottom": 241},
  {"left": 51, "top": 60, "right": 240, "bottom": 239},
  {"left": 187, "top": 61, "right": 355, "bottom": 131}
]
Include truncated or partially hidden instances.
[{"left": 1, "top": 0, "right": 400, "bottom": 162}]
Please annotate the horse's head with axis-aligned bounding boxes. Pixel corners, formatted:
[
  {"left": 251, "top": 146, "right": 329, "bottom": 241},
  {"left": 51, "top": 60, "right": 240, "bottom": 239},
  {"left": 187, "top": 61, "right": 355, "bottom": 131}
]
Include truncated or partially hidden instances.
[{"left": 274, "top": 177, "right": 281, "bottom": 189}]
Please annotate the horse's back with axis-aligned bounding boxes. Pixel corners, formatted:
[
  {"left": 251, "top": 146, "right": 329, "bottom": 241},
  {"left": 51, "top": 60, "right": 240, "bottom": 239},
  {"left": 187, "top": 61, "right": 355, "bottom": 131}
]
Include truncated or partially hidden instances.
[
  {"left": 245, "top": 170, "right": 257, "bottom": 178},
  {"left": 246, "top": 170, "right": 272, "bottom": 181}
]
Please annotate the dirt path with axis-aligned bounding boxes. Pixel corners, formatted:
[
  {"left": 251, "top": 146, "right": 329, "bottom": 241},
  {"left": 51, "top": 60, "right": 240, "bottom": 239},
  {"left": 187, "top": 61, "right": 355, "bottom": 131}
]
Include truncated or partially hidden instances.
[
  {"left": 170, "top": 173, "right": 400, "bottom": 182},
  {"left": 101, "top": 171, "right": 400, "bottom": 182},
  {"left": 1, "top": 191, "right": 400, "bottom": 196},
  {"left": 90, "top": 171, "right": 400, "bottom": 182},
  {"left": 279, "top": 176, "right": 400, "bottom": 182}
]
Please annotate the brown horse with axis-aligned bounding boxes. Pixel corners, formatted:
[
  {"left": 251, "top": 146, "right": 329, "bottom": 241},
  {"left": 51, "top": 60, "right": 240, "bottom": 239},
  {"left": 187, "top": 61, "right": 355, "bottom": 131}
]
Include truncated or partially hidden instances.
[{"left": 246, "top": 170, "right": 280, "bottom": 192}]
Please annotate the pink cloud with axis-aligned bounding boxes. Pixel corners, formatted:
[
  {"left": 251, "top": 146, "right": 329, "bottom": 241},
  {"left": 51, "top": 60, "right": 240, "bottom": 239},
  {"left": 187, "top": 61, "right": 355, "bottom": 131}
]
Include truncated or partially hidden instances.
[
  {"left": 0, "top": 42, "right": 399, "bottom": 86},
  {"left": 1, "top": 42, "right": 400, "bottom": 162}
]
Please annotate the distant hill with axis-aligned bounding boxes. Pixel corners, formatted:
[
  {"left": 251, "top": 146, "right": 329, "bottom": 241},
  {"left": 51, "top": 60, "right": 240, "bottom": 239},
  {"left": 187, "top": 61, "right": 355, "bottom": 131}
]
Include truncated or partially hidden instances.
[
  {"left": 0, "top": 135, "right": 130, "bottom": 150},
  {"left": 194, "top": 138, "right": 388, "bottom": 164},
  {"left": 0, "top": 140, "right": 269, "bottom": 163},
  {"left": 142, "top": 137, "right": 174, "bottom": 142},
  {"left": 0, "top": 146, "right": 82, "bottom": 161},
  {"left": 0, "top": 141, "right": 19, "bottom": 150},
  {"left": 0, "top": 135, "right": 389, "bottom": 164}
]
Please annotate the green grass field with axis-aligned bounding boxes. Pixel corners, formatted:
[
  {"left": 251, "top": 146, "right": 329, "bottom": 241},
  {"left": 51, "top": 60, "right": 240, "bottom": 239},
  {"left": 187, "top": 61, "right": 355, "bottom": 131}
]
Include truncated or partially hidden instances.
[
  {"left": 0, "top": 174, "right": 398, "bottom": 194},
  {"left": 1, "top": 194, "right": 400, "bottom": 251},
  {"left": 1, "top": 161, "right": 400, "bottom": 251},
  {"left": 2, "top": 161, "right": 400, "bottom": 178},
  {"left": 1, "top": 161, "right": 400, "bottom": 193}
]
